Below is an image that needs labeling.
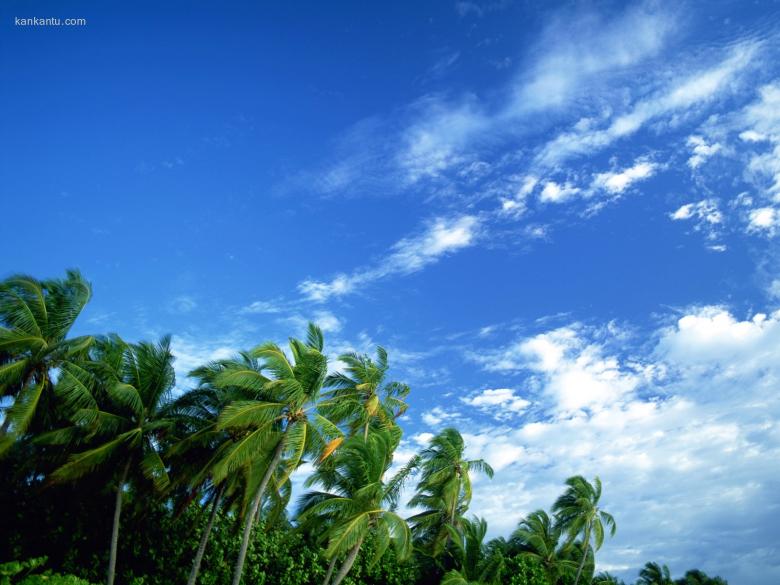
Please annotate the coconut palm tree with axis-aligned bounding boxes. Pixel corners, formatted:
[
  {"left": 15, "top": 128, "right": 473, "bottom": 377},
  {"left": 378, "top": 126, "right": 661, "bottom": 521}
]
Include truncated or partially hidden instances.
[
  {"left": 297, "top": 428, "right": 413, "bottom": 585},
  {"left": 511, "top": 509, "right": 578, "bottom": 585},
  {"left": 46, "top": 335, "right": 177, "bottom": 585},
  {"left": 638, "top": 562, "right": 674, "bottom": 585},
  {"left": 166, "top": 353, "right": 265, "bottom": 585},
  {"left": 552, "top": 475, "right": 616, "bottom": 585},
  {"left": 0, "top": 270, "right": 93, "bottom": 453},
  {"left": 593, "top": 571, "right": 626, "bottom": 585},
  {"left": 407, "top": 428, "right": 493, "bottom": 558},
  {"left": 321, "top": 346, "right": 410, "bottom": 440},
  {"left": 213, "top": 324, "right": 343, "bottom": 585},
  {"left": 440, "top": 516, "right": 504, "bottom": 585}
]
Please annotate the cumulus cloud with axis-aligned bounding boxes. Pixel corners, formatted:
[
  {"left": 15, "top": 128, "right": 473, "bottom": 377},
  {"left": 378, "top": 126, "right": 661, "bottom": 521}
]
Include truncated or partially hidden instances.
[
  {"left": 474, "top": 325, "right": 643, "bottom": 415},
  {"left": 454, "top": 308, "right": 780, "bottom": 584},
  {"left": 299, "top": 215, "right": 480, "bottom": 301}
]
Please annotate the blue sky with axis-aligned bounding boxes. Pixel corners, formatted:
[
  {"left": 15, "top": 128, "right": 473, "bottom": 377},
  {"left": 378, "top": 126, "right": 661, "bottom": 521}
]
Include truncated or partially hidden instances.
[{"left": 3, "top": 1, "right": 780, "bottom": 582}]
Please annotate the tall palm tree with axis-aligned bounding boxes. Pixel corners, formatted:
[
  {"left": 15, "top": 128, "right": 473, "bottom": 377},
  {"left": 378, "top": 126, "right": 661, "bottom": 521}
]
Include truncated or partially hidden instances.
[
  {"left": 46, "top": 335, "right": 177, "bottom": 585},
  {"left": 321, "top": 346, "right": 410, "bottom": 440},
  {"left": 441, "top": 516, "right": 504, "bottom": 585},
  {"left": 407, "top": 428, "right": 493, "bottom": 558},
  {"left": 637, "top": 562, "right": 674, "bottom": 585},
  {"left": 298, "top": 429, "right": 413, "bottom": 585},
  {"left": 552, "top": 475, "right": 616, "bottom": 585},
  {"left": 511, "top": 510, "right": 577, "bottom": 585},
  {"left": 213, "top": 324, "right": 343, "bottom": 585},
  {"left": 0, "top": 270, "right": 93, "bottom": 453},
  {"left": 166, "top": 353, "right": 264, "bottom": 585}
]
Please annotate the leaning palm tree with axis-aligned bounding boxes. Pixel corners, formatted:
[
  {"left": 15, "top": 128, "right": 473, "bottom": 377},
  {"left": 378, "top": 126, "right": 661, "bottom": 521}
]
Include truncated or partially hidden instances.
[
  {"left": 213, "top": 324, "right": 343, "bottom": 585},
  {"left": 166, "top": 353, "right": 265, "bottom": 585},
  {"left": 0, "top": 270, "right": 93, "bottom": 453},
  {"left": 511, "top": 509, "right": 577, "bottom": 585},
  {"left": 552, "top": 475, "right": 616, "bottom": 585},
  {"left": 297, "top": 428, "right": 413, "bottom": 585},
  {"left": 593, "top": 571, "right": 626, "bottom": 585},
  {"left": 46, "top": 335, "right": 177, "bottom": 585},
  {"left": 407, "top": 428, "right": 493, "bottom": 558},
  {"left": 441, "top": 516, "right": 504, "bottom": 585},
  {"left": 637, "top": 562, "right": 674, "bottom": 585},
  {"left": 321, "top": 346, "right": 410, "bottom": 440}
]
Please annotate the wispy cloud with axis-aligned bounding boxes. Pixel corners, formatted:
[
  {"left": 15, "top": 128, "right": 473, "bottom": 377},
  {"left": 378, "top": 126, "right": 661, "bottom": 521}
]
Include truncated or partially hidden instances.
[
  {"left": 299, "top": 215, "right": 480, "bottom": 301},
  {"left": 536, "top": 42, "right": 758, "bottom": 166}
]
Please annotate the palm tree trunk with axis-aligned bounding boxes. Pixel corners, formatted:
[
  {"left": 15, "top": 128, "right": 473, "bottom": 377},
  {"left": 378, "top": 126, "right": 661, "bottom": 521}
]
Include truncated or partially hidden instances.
[
  {"left": 230, "top": 432, "right": 287, "bottom": 585},
  {"left": 329, "top": 535, "right": 365, "bottom": 585},
  {"left": 322, "top": 556, "right": 338, "bottom": 585},
  {"left": 572, "top": 523, "right": 591, "bottom": 585},
  {"left": 107, "top": 460, "right": 131, "bottom": 585},
  {"left": 186, "top": 483, "right": 225, "bottom": 585}
]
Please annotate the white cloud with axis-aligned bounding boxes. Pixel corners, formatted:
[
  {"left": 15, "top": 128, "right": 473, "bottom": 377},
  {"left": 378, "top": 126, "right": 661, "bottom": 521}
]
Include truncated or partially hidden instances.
[
  {"left": 747, "top": 207, "right": 780, "bottom": 234},
  {"left": 687, "top": 135, "right": 722, "bottom": 168},
  {"left": 474, "top": 325, "right": 642, "bottom": 415},
  {"left": 461, "top": 388, "right": 531, "bottom": 419},
  {"left": 509, "top": 4, "right": 675, "bottom": 114},
  {"left": 457, "top": 307, "right": 780, "bottom": 584},
  {"left": 170, "top": 335, "right": 238, "bottom": 387},
  {"left": 312, "top": 310, "right": 343, "bottom": 333},
  {"left": 421, "top": 406, "right": 461, "bottom": 427},
  {"left": 656, "top": 306, "right": 780, "bottom": 371},
  {"left": 397, "top": 97, "right": 489, "bottom": 183},
  {"left": 538, "top": 42, "right": 757, "bottom": 165},
  {"left": 539, "top": 180, "right": 581, "bottom": 203},
  {"left": 740, "top": 83, "right": 780, "bottom": 198},
  {"left": 669, "top": 199, "right": 724, "bottom": 243},
  {"left": 299, "top": 215, "right": 480, "bottom": 301},
  {"left": 241, "top": 300, "right": 283, "bottom": 314},
  {"left": 671, "top": 200, "right": 722, "bottom": 224},
  {"left": 592, "top": 160, "right": 657, "bottom": 194}
]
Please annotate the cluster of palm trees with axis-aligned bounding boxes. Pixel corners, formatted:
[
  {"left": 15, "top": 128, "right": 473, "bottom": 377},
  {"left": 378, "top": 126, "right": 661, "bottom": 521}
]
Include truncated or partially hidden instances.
[{"left": 1, "top": 270, "right": 620, "bottom": 585}]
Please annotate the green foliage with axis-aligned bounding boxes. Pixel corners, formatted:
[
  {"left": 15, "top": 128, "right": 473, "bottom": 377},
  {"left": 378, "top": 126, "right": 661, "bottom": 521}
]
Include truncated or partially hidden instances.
[
  {"left": 1, "top": 557, "right": 47, "bottom": 584},
  {"left": 502, "top": 556, "right": 550, "bottom": 585},
  {"left": 0, "top": 557, "right": 95, "bottom": 585},
  {"left": 18, "top": 574, "right": 96, "bottom": 585}
]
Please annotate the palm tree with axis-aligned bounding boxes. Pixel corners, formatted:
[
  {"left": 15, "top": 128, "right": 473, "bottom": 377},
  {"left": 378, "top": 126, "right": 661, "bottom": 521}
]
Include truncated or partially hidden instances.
[
  {"left": 441, "top": 517, "right": 504, "bottom": 585},
  {"left": 0, "top": 270, "right": 93, "bottom": 453},
  {"left": 552, "top": 475, "right": 616, "bottom": 585},
  {"left": 46, "top": 335, "right": 177, "bottom": 585},
  {"left": 593, "top": 572, "right": 626, "bottom": 585},
  {"left": 298, "top": 429, "right": 413, "bottom": 585},
  {"left": 407, "top": 428, "right": 493, "bottom": 558},
  {"left": 511, "top": 510, "right": 577, "bottom": 585},
  {"left": 213, "top": 324, "right": 343, "bottom": 585},
  {"left": 637, "top": 562, "right": 673, "bottom": 585},
  {"left": 321, "top": 346, "right": 409, "bottom": 440},
  {"left": 675, "top": 569, "right": 728, "bottom": 585},
  {"left": 166, "top": 353, "right": 264, "bottom": 585}
]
